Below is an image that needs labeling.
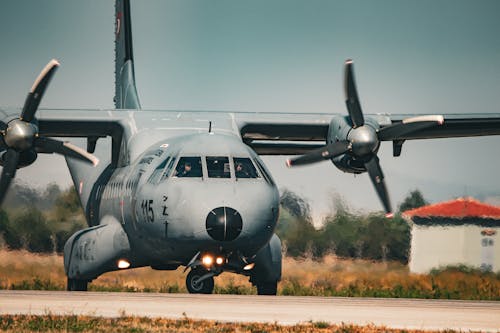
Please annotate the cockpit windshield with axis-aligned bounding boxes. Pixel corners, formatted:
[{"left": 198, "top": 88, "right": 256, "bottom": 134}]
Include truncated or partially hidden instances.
[
  {"left": 234, "top": 157, "right": 259, "bottom": 179},
  {"left": 159, "top": 155, "right": 265, "bottom": 182},
  {"left": 207, "top": 156, "right": 230, "bottom": 178},
  {"left": 174, "top": 157, "right": 202, "bottom": 177}
]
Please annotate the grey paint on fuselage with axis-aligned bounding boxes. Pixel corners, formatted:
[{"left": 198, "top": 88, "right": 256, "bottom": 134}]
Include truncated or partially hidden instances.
[{"left": 95, "top": 129, "right": 279, "bottom": 267}]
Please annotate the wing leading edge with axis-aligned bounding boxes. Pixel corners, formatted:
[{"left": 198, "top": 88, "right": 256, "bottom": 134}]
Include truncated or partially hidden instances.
[{"left": 237, "top": 113, "right": 500, "bottom": 155}]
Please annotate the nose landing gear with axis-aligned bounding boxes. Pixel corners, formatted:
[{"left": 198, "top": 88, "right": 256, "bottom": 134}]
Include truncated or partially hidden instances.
[{"left": 186, "top": 268, "right": 215, "bottom": 294}]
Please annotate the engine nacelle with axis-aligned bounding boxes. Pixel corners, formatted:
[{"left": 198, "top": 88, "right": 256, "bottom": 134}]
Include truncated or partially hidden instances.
[
  {"left": 0, "top": 149, "right": 37, "bottom": 169},
  {"left": 327, "top": 115, "right": 381, "bottom": 174}
]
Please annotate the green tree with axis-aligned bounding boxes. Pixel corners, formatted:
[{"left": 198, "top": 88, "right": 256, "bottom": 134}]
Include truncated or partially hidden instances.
[
  {"left": 321, "top": 211, "right": 366, "bottom": 258},
  {"left": 0, "top": 209, "right": 21, "bottom": 249},
  {"left": 12, "top": 208, "right": 53, "bottom": 252},
  {"left": 279, "top": 189, "right": 311, "bottom": 220},
  {"left": 54, "top": 186, "right": 83, "bottom": 222},
  {"left": 39, "top": 183, "right": 62, "bottom": 210},
  {"left": 276, "top": 190, "right": 320, "bottom": 257},
  {"left": 398, "top": 189, "right": 428, "bottom": 213}
]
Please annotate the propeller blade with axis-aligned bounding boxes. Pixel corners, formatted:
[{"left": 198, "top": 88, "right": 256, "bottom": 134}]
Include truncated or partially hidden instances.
[
  {"left": 378, "top": 115, "right": 444, "bottom": 141},
  {"left": 0, "top": 126, "right": 6, "bottom": 151},
  {"left": 20, "top": 59, "right": 60, "bottom": 122},
  {"left": 35, "top": 137, "right": 99, "bottom": 166},
  {"left": 0, "top": 149, "right": 20, "bottom": 206},
  {"left": 364, "top": 155, "right": 392, "bottom": 216},
  {"left": 344, "top": 59, "right": 364, "bottom": 128},
  {"left": 286, "top": 141, "right": 350, "bottom": 167}
]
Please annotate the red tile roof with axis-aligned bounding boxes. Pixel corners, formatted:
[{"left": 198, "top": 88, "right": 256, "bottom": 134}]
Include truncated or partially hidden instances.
[{"left": 403, "top": 197, "right": 500, "bottom": 219}]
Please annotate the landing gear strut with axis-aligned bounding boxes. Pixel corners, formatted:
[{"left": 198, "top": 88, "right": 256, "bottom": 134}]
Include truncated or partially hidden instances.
[
  {"left": 186, "top": 268, "right": 214, "bottom": 294},
  {"left": 256, "top": 281, "right": 278, "bottom": 295},
  {"left": 67, "top": 278, "right": 88, "bottom": 291}
]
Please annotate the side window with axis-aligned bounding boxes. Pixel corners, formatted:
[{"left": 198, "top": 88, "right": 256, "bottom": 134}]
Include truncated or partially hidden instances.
[
  {"left": 234, "top": 157, "right": 259, "bottom": 179},
  {"left": 160, "top": 157, "right": 177, "bottom": 182},
  {"left": 207, "top": 156, "right": 231, "bottom": 178},
  {"left": 148, "top": 156, "right": 170, "bottom": 184},
  {"left": 174, "top": 157, "right": 203, "bottom": 178},
  {"left": 253, "top": 157, "right": 275, "bottom": 185}
]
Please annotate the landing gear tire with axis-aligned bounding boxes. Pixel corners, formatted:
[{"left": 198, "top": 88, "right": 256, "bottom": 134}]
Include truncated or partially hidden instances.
[
  {"left": 257, "top": 281, "right": 277, "bottom": 295},
  {"left": 186, "top": 268, "right": 214, "bottom": 294},
  {"left": 67, "top": 278, "right": 88, "bottom": 291}
]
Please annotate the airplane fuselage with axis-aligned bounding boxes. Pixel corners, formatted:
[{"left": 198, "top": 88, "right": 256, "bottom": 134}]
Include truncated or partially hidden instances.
[{"left": 97, "top": 132, "right": 280, "bottom": 268}]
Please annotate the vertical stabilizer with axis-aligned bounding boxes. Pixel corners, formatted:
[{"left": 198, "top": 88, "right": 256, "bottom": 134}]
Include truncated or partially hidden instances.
[{"left": 115, "top": 0, "right": 141, "bottom": 109}]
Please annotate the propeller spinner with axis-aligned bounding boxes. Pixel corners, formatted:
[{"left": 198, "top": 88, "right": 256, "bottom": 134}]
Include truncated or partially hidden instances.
[
  {"left": 287, "top": 59, "right": 444, "bottom": 216},
  {"left": 0, "top": 59, "right": 99, "bottom": 206}
]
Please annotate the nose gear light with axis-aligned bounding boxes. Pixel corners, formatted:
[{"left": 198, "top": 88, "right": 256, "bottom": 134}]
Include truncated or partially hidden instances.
[{"left": 201, "top": 255, "right": 214, "bottom": 267}]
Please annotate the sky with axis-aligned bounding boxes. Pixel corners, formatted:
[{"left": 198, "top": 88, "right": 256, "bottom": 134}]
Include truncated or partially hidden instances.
[{"left": 1, "top": 0, "right": 500, "bottom": 222}]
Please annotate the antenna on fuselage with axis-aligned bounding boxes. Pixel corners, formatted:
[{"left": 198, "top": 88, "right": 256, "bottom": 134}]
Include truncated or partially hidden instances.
[{"left": 208, "top": 121, "right": 212, "bottom": 134}]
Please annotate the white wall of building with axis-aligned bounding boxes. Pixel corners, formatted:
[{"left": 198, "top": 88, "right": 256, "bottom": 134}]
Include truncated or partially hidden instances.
[{"left": 409, "top": 224, "right": 500, "bottom": 273}]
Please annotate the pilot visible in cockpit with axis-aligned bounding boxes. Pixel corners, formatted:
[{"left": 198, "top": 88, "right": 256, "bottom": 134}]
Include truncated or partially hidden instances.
[
  {"left": 177, "top": 162, "right": 192, "bottom": 177},
  {"left": 235, "top": 162, "right": 250, "bottom": 178}
]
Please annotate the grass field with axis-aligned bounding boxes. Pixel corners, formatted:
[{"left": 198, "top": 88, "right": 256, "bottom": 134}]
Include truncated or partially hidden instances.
[
  {"left": 0, "top": 250, "right": 499, "bottom": 299},
  {"left": 0, "top": 314, "right": 471, "bottom": 333}
]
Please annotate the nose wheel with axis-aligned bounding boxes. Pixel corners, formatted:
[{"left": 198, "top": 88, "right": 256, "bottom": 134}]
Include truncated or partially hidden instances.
[{"left": 186, "top": 268, "right": 214, "bottom": 294}]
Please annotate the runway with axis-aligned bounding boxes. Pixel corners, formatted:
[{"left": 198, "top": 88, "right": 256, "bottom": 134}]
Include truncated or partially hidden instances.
[{"left": 0, "top": 291, "right": 499, "bottom": 332}]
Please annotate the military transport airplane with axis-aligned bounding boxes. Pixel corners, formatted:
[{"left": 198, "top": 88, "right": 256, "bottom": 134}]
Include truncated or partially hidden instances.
[{"left": 1, "top": 0, "right": 500, "bottom": 295}]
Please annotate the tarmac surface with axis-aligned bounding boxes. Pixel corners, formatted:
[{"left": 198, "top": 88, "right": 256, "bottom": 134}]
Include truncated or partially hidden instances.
[{"left": 0, "top": 290, "right": 499, "bottom": 332}]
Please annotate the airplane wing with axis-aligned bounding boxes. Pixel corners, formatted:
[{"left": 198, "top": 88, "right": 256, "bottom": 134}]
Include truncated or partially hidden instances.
[
  {"left": 234, "top": 110, "right": 500, "bottom": 215},
  {"left": 3, "top": 106, "right": 500, "bottom": 216},
  {"left": 236, "top": 113, "right": 500, "bottom": 155},
  {"left": 4, "top": 107, "right": 500, "bottom": 157}
]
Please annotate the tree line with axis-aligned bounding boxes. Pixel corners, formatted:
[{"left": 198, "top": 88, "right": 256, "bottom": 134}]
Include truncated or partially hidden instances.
[
  {"left": 0, "top": 182, "right": 428, "bottom": 263},
  {"left": 0, "top": 183, "right": 85, "bottom": 253},
  {"left": 277, "top": 189, "right": 427, "bottom": 263}
]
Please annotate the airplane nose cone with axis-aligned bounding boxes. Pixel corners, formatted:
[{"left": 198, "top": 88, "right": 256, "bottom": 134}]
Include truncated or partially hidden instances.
[{"left": 206, "top": 207, "right": 243, "bottom": 241}]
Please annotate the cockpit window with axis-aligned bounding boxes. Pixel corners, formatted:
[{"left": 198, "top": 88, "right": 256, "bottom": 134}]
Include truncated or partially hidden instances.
[
  {"left": 148, "top": 156, "right": 170, "bottom": 184},
  {"left": 206, "top": 156, "right": 230, "bottom": 178},
  {"left": 253, "top": 157, "right": 275, "bottom": 185},
  {"left": 174, "top": 157, "right": 202, "bottom": 178},
  {"left": 160, "top": 156, "right": 177, "bottom": 182},
  {"left": 233, "top": 157, "right": 259, "bottom": 179}
]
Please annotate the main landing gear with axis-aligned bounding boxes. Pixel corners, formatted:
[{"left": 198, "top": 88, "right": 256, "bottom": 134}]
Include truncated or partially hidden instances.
[
  {"left": 67, "top": 278, "right": 88, "bottom": 291},
  {"left": 186, "top": 268, "right": 215, "bottom": 294},
  {"left": 256, "top": 281, "right": 277, "bottom": 295}
]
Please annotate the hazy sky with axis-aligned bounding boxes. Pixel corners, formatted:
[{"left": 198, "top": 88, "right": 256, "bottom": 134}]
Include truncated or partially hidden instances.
[{"left": 1, "top": 0, "right": 500, "bottom": 221}]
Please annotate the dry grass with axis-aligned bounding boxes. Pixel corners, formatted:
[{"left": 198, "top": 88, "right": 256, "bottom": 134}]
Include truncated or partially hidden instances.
[
  {"left": 0, "top": 314, "right": 469, "bottom": 333},
  {"left": 0, "top": 250, "right": 499, "bottom": 299}
]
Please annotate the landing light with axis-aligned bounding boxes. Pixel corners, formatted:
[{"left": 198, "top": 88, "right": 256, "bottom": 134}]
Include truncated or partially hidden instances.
[
  {"left": 243, "top": 263, "right": 255, "bottom": 271},
  {"left": 215, "top": 257, "right": 225, "bottom": 265},
  {"left": 202, "top": 255, "right": 214, "bottom": 267},
  {"left": 117, "top": 259, "right": 130, "bottom": 269}
]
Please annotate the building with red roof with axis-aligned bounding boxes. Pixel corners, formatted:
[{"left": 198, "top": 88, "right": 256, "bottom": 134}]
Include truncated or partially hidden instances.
[{"left": 403, "top": 197, "right": 499, "bottom": 273}]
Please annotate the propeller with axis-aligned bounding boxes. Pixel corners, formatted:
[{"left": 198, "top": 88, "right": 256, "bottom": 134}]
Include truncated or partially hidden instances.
[
  {"left": 286, "top": 141, "right": 351, "bottom": 167},
  {"left": 0, "top": 59, "right": 99, "bottom": 206},
  {"left": 286, "top": 59, "right": 444, "bottom": 216}
]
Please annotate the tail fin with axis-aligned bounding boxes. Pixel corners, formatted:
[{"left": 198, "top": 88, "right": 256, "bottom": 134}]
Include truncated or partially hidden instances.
[{"left": 115, "top": 0, "right": 141, "bottom": 109}]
